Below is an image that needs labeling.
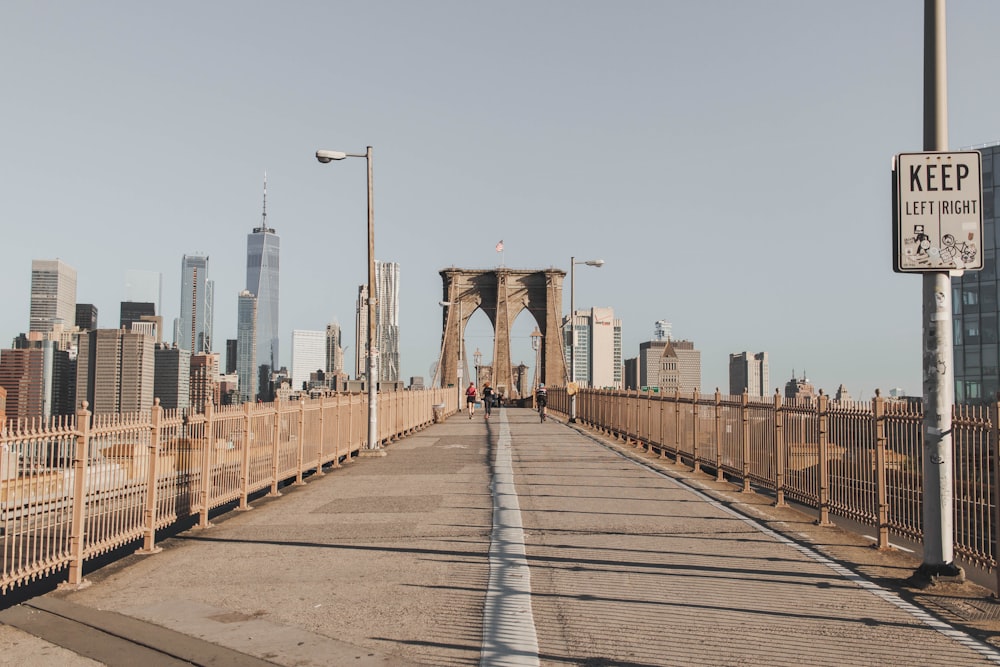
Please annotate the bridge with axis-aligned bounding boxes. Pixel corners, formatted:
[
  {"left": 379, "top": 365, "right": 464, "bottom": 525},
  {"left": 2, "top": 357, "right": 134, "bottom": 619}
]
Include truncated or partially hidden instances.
[{"left": 1, "top": 393, "right": 1000, "bottom": 665}]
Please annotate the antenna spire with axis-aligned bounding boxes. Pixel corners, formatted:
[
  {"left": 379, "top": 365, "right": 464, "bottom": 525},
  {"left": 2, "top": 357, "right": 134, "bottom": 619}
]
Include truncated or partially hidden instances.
[{"left": 254, "top": 170, "right": 274, "bottom": 234}]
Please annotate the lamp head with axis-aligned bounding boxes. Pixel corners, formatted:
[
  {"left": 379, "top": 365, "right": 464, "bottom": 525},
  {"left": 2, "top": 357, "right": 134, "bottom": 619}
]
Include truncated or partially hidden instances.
[
  {"left": 316, "top": 150, "right": 348, "bottom": 163},
  {"left": 587, "top": 259, "right": 605, "bottom": 268}
]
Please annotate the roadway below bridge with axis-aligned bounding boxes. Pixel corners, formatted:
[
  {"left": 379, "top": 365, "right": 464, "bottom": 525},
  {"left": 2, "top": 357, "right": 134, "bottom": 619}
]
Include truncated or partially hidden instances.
[{"left": 2, "top": 408, "right": 1000, "bottom": 666}]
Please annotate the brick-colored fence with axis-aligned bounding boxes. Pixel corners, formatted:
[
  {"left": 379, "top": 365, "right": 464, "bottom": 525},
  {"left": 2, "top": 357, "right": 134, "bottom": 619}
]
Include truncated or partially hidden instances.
[
  {"left": 549, "top": 386, "right": 999, "bottom": 591},
  {"left": 0, "top": 388, "right": 456, "bottom": 593}
]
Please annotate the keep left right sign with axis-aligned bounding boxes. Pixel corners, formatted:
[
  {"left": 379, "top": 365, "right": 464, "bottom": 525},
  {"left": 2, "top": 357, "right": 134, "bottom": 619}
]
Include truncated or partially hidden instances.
[{"left": 893, "top": 151, "right": 983, "bottom": 273}]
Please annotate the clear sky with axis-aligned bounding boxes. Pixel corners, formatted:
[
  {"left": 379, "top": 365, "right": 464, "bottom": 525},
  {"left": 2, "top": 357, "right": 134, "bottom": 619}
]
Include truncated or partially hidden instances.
[{"left": 4, "top": 1, "right": 1000, "bottom": 398}]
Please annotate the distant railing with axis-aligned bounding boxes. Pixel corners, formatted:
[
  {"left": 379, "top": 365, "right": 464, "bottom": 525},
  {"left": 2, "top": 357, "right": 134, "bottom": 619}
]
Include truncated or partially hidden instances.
[
  {"left": 0, "top": 388, "right": 456, "bottom": 593},
  {"left": 549, "top": 386, "right": 1000, "bottom": 592}
]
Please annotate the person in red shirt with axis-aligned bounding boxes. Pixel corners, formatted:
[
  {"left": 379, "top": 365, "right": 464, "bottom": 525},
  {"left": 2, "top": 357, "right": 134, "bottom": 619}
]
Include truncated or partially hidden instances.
[{"left": 466, "top": 382, "right": 478, "bottom": 419}]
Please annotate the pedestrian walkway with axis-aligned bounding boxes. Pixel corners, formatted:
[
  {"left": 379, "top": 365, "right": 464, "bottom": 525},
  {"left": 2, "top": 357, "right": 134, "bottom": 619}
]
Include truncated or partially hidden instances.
[{"left": 2, "top": 408, "right": 1000, "bottom": 666}]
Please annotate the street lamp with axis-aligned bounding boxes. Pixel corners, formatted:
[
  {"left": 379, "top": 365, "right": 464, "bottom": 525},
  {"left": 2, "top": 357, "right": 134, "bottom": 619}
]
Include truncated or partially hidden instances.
[
  {"left": 440, "top": 299, "right": 463, "bottom": 408},
  {"left": 569, "top": 256, "right": 604, "bottom": 423},
  {"left": 316, "top": 146, "right": 381, "bottom": 454},
  {"left": 473, "top": 348, "right": 482, "bottom": 388},
  {"left": 530, "top": 327, "right": 543, "bottom": 399}
]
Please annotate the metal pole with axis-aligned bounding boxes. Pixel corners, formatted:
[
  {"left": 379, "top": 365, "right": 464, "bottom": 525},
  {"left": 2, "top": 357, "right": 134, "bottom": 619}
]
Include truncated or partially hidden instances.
[
  {"left": 570, "top": 256, "right": 576, "bottom": 422},
  {"left": 366, "top": 146, "right": 379, "bottom": 452},
  {"left": 457, "top": 301, "right": 463, "bottom": 409},
  {"left": 917, "top": 0, "right": 961, "bottom": 581}
]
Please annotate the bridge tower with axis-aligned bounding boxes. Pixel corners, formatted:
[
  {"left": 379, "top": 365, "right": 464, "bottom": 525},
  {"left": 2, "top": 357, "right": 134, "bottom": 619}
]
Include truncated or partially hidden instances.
[{"left": 438, "top": 268, "right": 567, "bottom": 399}]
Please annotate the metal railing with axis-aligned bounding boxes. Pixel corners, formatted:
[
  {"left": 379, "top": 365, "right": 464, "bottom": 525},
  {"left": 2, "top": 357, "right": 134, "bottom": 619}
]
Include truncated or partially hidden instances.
[
  {"left": 0, "top": 388, "right": 456, "bottom": 593},
  {"left": 550, "top": 386, "right": 1000, "bottom": 592}
]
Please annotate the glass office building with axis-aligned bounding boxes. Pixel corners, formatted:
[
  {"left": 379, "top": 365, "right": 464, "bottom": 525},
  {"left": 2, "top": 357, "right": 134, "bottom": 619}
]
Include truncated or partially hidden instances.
[
  {"left": 953, "top": 143, "right": 1000, "bottom": 403},
  {"left": 246, "top": 181, "right": 280, "bottom": 378}
]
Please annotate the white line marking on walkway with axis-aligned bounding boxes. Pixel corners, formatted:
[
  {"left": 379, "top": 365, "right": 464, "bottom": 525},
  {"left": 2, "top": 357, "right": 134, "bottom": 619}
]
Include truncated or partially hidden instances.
[
  {"left": 606, "top": 446, "right": 1000, "bottom": 665},
  {"left": 481, "top": 411, "right": 540, "bottom": 667}
]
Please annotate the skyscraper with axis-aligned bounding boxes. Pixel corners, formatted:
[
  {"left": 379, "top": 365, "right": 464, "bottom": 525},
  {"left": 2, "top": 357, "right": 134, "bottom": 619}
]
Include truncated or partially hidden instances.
[
  {"left": 120, "top": 301, "right": 156, "bottom": 331},
  {"left": 246, "top": 174, "right": 280, "bottom": 381},
  {"left": 953, "top": 142, "right": 1000, "bottom": 403},
  {"left": 375, "top": 261, "right": 400, "bottom": 382},
  {"left": 178, "top": 254, "right": 214, "bottom": 354},
  {"left": 355, "top": 261, "right": 401, "bottom": 383},
  {"left": 657, "top": 340, "right": 701, "bottom": 394},
  {"left": 291, "top": 330, "right": 326, "bottom": 390},
  {"left": 729, "top": 351, "right": 770, "bottom": 396},
  {"left": 562, "top": 307, "right": 622, "bottom": 389},
  {"left": 236, "top": 290, "right": 258, "bottom": 403},
  {"left": 76, "top": 329, "right": 155, "bottom": 415},
  {"left": 75, "top": 304, "right": 98, "bottom": 331},
  {"left": 154, "top": 344, "right": 191, "bottom": 411},
  {"left": 30, "top": 259, "right": 77, "bottom": 333},
  {"left": 0, "top": 341, "right": 72, "bottom": 421},
  {"left": 325, "top": 322, "right": 343, "bottom": 374}
]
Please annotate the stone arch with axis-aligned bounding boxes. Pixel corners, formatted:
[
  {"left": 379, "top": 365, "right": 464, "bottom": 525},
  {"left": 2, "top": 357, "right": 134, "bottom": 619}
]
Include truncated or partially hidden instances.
[{"left": 438, "top": 268, "right": 567, "bottom": 399}]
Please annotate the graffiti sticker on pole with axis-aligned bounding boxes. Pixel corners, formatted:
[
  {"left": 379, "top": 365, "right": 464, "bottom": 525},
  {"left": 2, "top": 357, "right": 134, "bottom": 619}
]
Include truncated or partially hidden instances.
[{"left": 893, "top": 151, "right": 983, "bottom": 273}]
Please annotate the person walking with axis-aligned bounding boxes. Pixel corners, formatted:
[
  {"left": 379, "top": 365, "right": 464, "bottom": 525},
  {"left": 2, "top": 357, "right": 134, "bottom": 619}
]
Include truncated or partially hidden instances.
[
  {"left": 466, "top": 381, "right": 478, "bottom": 419},
  {"left": 482, "top": 382, "right": 495, "bottom": 420},
  {"left": 535, "top": 383, "right": 548, "bottom": 422}
]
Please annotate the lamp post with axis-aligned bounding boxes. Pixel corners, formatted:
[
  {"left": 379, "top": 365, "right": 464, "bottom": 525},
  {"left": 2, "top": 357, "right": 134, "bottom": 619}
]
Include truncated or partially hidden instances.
[
  {"left": 530, "top": 327, "right": 543, "bottom": 400},
  {"left": 439, "top": 299, "right": 463, "bottom": 408},
  {"left": 569, "top": 256, "right": 604, "bottom": 423},
  {"left": 473, "top": 348, "right": 482, "bottom": 388},
  {"left": 316, "top": 147, "right": 381, "bottom": 453}
]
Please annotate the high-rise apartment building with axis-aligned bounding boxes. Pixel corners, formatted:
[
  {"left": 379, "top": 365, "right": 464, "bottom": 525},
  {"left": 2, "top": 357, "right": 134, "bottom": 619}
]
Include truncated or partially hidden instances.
[
  {"left": 178, "top": 254, "right": 214, "bottom": 354},
  {"left": 563, "top": 307, "right": 622, "bottom": 389},
  {"left": 291, "top": 330, "right": 326, "bottom": 391},
  {"left": 355, "top": 261, "right": 401, "bottom": 383},
  {"left": 729, "top": 351, "right": 770, "bottom": 396},
  {"left": 236, "top": 291, "right": 257, "bottom": 403},
  {"left": 154, "top": 344, "right": 190, "bottom": 411},
  {"left": 30, "top": 259, "right": 77, "bottom": 334},
  {"left": 76, "top": 329, "right": 155, "bottom": 415},
  {"left": 953, "top": 143, "right": 1000, "bottom": 403},
  {"left": 246, "top": 175, "right": 280, "bottom": 379}
]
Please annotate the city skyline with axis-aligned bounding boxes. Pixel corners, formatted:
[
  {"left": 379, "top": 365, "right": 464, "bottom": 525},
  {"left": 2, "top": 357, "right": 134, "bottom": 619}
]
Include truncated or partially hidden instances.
[{"left": 7, "top": 3, "right": 1000, "bottom": 397}]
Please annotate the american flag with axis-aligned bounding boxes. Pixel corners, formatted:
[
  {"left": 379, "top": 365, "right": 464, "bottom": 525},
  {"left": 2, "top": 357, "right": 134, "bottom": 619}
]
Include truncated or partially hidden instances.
[{"left": 495, "top": 240, "right": 504, "bottom": 252}]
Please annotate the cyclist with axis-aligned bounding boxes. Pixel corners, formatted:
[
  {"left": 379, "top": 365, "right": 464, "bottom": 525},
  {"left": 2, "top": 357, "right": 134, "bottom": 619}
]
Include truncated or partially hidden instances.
[
  {"left": 535, "top": 383, "right": 548, "bottom": 422},
  {"left": 482, "top": 382, "right": 495, "bottom": 420},
  {"left": 466, "top": 381, "right": 478, "bottom": 419}
]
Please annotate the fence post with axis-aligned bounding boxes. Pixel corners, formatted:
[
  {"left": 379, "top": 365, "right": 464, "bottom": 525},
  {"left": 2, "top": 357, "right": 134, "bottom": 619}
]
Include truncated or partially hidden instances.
[
  {"left": 741, "top": 391, "right": 751, "bottom": 493},
  {"left": 269, "top": 396, "right": 283, "bottom": 497},
  {"left": 992, "top": 393, "right": 1000, "bottom": 597},
  {"left": 715, "top": 389, "right": 724, "bottom": 482},
  {"left": 239, "top": 401, "right": 253, "bottom": 511},
  {"left": 774, "top": 390, "right": 787, "bottom": 507},
  {"left": 294, "top": 398, "right": 306, "bottom": 486},
  {"left": 138, "top": 399, "right": 164, "bottom": 554},
  {"left": 198, "top": 398, "right": 214, "bottom": 529},
  {"left": 315, "top": 395, "right": 327, "bottom": 477},
  {"left": 66, "top": 402, "right": 91, "bottom": 587},
  {"left": 692, "top": 389, "right": 701, "bottom": 474},
  {"left": 874, "top": 390, "right": 890, "bottom": 549},
  {"left": 817, "top": 392, "right": 833, "bottom": 526},
  {"left": 674, "top": 389, "right": 682, "bottom": 464}
]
